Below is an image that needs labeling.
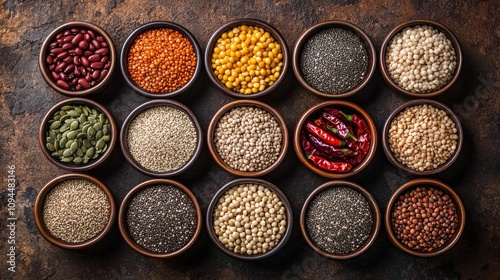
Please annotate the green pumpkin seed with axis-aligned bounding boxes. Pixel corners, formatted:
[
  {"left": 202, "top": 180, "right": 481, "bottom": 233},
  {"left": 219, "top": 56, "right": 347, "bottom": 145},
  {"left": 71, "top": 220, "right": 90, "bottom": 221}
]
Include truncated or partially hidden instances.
[
  {"left": 79, "top": 114, "right": 87, "bottom": 123},
  {"left": 60, "top": 115, "right": 70, "bottom": 122},
  {"left": 99, "top": 114, "right": 105, "bottom": 123},
  {"left": 68, "top": 110, "right": 80, "bottom": 117},
  {"left": 70, "top": 120, "right": 79, "bottom": 130},
  {"left": 63, "top": 148, "right": 73, "bottom": 157},
  {"left": 93, "top": 122, "right": 102, "bottom": 131},
  {"left": 88, "top": 116, "right": 97, "bottom": 125},
  {"left": 73, "top": 157, "right": 83, "bottom": 164},
  {"left": 61, "top": 130, "right": 70, "bottom": 138},
  {"left": 82, "top": 106, "right": 89, "bottom": 116},
  {"left": 61, "top": 156, "right": 74, "bottom": 163},
  {"left": 102, "top": 126, "right": 109, "bottom": 135},
  {"left": 81, "top": 146, "right": 87, "bottom": 153},
  {"left": 91, "top": 108, "right": 97, "bottom": 115},
  {"left": 67, "top": 131, "right": 78, "bottom": 140},
  {"left": 82, "top": 124, "right": 91, "bottom": 134},
  {"left": 59, "top": 124, "right": 69, "bottom": 133},
  {"left": 96, "top": 138, "right": 106, "bottom": 150},
  {"left": 46, "top": 137, "right": 55, "bottom": 144},
  {"left": 59, "top": 137, "right": 68, "bottom": 148},
  {"left": 95, "top": 130, "right": 103, "bottom": 140},
  {"left": 53, "top": 115, "right": 61, "bottom": 121},
  {"left": 92, "top": 153, "right": 99, "bottom": 159},
  {"left": 50, "top": 121, "right": 61, "bottom": 130},
  {"left": 61, "top": 105, "right": 73, "bottom": 111},
  {"left": 86, "top": 147, "right": 95, "bottom": 157},
  {"left": 46, "top": 143, "right": 55, "bottom": 152},
  {"left": 50, "top": 130, "right": 57, "bottom": 138},
  {"left": 54, "top": 141, "right": 59, "bottom": 151},
  {"left": 64, "top": 118, "right": 75, "bottom": 124},
  {"left": 74, "top": 106, "right": 82, "bottom": 114},
  {"left": 102, "top": 144, "right": 108, "bottom": 152},
  {"left": 77, "top": 133, "right": 87, "bottom": 139},
  {"left": 83, "top": 139, "right": 91, "bottom": 149},
  {"left": 76, "top": 148, "right": 84, "bottom": 157},
  {"left": 102, "top": 135, "right": 111, "bottom": 142},
  {"left": 70, "top": 141, "right": 78, "bottom": 152},
  {"left": 83, "top": 156, "right": 89, "bottom": 164},
  {"left": 87, "top": 127, "right": 96, "bottom": 137},
  {"left": 66, "top": 139, "right": 74, "bottom": 148}
]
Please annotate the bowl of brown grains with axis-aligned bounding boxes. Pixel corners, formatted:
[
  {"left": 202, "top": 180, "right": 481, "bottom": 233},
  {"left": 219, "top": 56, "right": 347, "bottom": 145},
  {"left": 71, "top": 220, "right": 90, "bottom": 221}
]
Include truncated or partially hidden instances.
[
  {"left": 120, "top": 21, "right": 202, "bottom": 98},
  {"left": 38, "top": 98, "right": 117, "bottom": 171},
  {"left": 206, "top": 178, "right": 293, "bottom": 260},
  {"left": 380, "top": 20, "right": 462, "bottom": 98},
  {"left": 204, "top": 18, "right": 289, "bottom": 99},
  {"left": 118, "top": 179, "right": 202, "bottom": 258},
  {"left": 300, "top": 180, "right": 380, "bottom": 260},
  {"left": 207, "top": 100, "right": 288, "bottom": 177},
  {"left": 385, "top": 178, "right": 465, "bottom": 257},
  {"left": 120, "top": 99, "right": 203, "bottom": 177},
  {"left": 34, "top": 173, "right": 116, "bottom": 250},
  {"left": 382, "top": 99, "right": 463, "bottom": 175},
  {"left": 39, "top": 21, "right": 117, "bottom": 97}
]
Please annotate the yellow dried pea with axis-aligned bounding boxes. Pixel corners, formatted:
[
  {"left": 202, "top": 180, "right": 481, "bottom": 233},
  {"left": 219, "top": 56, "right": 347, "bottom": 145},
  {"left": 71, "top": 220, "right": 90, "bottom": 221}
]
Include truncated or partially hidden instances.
[{"left": 211, "top": 25, "right": 284, "bottom": 94}]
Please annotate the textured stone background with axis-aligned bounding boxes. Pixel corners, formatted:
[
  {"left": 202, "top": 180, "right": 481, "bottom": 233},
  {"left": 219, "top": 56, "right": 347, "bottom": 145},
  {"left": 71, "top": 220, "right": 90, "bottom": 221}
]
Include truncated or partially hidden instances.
[{"left": 1, "top": 0, "right": 499, "bottom": 279}]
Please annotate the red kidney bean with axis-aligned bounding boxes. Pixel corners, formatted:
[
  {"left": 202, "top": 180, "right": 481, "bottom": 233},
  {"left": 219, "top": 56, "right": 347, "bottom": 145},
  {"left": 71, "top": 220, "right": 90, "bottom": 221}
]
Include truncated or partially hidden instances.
[
  {"left": 71, "top": 78, "right": 78, "bottom": 86},
  {"left": 81, "top": 56, "right": 90, "bottom": 67},
  {"left": 88, "top": 54, "right": 100, "bottom": 62},
  {"left": 51, "top": 71, "right": 59, "bottom": 80},
  {"left": 87, "top": 29, "right": 95, "bottom": 38},
  {"left": 97, "top": 69, "right": 108, "bottom": 82},
  {"left": 49, "top": 64, "right": 55, "bottom": 71},
  {"left": 63, "top": 56, "right": 73, "bottom": 64},
  {"left": 91, "top": 39, "right": 100, "bottom": 49},
  {"left": 78, "top": 78, "right": 91, "bottom": 89},
  {"left": 50, "top": 47, "right": 64, "bottom": 55},
  {"left": 46, "top": 55, "right": 53, "bottom": 64},
  {"left": 85, "top": 72, "right": 92, "bottom": 82},
  {"left": 91, "top": 70, "right": 101, "bottom": 80},
  {"left": 56, "top": 32, "right": 64, "bottom": 40},
  {"left": 88, "top": 44, "right": 95, "bottom": 51},
  {"left": 73, "top": 56, "right": 81, "bottom": 66},
  {"left": 95, "top": 48, "right": 109, "bottom": 55},
  {"left": 64, "top": 64, "right": 75, "bottom": 74},
  {"left": 59, "top": 72, "right": 68, "bottom": 81},
  {"left": 73, "top": 66, "right": 81, "bottom": 76},
  {"left": 104, "top": 61, "right": 111, "bottom": 69},
  {"left": 62, "top": 43, "right": 73, "bottom": 50},
  {"left": 100, "top": 55, "right": 108, "bottom": 64},
  {"left": 84, "top": 33, "right": 91, "bottom": 42},
  {"left": 90, "top": 80, "right": 97, "bottom": 87},
  {"left": 63, "top": 30, "right": 71, "bottom": 36},
  {"left": 63, "top": 35, "right": 74, "bottom": 43},
  {"left": 90, "top": 62, "right": 103, "bottom": 69},
  {"left": 81, "top": 66, "right": 87, "bottom": 76},
  {"left": 78, "top": 40, "right": 89, "bottom": 50},
  {"left": 55, "top": 62, "right": 67, "bottom": 72},
  {"left": 70, "top": 28, "right": 79, "bottom": 33},
  {"left": 100, "top": 42, "right": 108, "bottom": 48},
  {"left": 83, "top": 50, "right": 92, "bottom": 57},
  {"left": 56, "top": 80, "right": 70, "bottom": 90},
  {"left": 71, "top": 33, "right": 84, "bottom": 46},
  {"left": 56, "top": 51, "right": 68, "bottom": 60},
  {"left": 49, "top": 41, "right": 58, "bottom": 48}
]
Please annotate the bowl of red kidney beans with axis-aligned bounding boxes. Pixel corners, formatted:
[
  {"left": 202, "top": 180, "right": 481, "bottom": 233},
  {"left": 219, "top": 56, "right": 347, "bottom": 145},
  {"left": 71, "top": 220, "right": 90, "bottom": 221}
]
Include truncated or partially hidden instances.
[
  {"left": 38, "top": 21, "right": 116, "bottom": 97},
  {"left": 293, "top": 100, "right": 377, "bottom": 178}
]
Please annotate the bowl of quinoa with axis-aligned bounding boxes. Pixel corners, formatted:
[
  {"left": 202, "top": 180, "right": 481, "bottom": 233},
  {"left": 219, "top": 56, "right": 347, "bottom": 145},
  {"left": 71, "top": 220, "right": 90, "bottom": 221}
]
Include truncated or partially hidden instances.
[{"left": 120, "top": 99, "right": 203, "bottom": 177}]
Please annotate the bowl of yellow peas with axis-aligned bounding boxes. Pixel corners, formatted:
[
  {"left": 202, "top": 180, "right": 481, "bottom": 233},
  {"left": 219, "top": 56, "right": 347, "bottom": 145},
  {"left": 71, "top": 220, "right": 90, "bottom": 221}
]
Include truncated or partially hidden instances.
[{"left": 204, "top": 19, "right": 289, "bottom": 99}]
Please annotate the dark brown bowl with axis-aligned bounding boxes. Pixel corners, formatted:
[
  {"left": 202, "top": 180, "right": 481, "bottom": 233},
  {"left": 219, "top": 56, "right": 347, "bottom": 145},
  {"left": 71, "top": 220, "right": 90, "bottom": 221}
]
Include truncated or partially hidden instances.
[
  {"left": 382, "top": 99, "right": 463, "bottom": 175},
  {"left": 34, "top": 173, "right": 116, "bottom": 250},
  {"left": 292, "top": 20, "right": 376, "bottom": 98},
  {"left": 379, "top": 20, "right": 463, "bottom": 98},
  {"left": 300, "top": 180, "right": 380, "bottom": 260},
  {"left": 39, "top": 21, "right": 117, "bottom": 97},
  {"left": 206, "top": 178, "right": 293, "bottom": 261},
  {"left": 120, "top": 21, "right": 202, "bottom": 98},
  {"left": 120, "top": 99, "right": 203, "bottom": 177},
  {"left": 204, "top": 18, "right": 289, "bottom": 99},
  {"left": 207, "top": 100, "right": 289, "bottom": 177},
  {"left": 38, "top": 98, "right": 117, "bottom": 171},
  {"left": 118, "top": 179, "right": 202, "bottom": 258},
  {"left": 293, "top": 100, "right": 377, "bottom": 178},
  {"left": 385, "top": 178, "right": 466, "bottom": 257}
]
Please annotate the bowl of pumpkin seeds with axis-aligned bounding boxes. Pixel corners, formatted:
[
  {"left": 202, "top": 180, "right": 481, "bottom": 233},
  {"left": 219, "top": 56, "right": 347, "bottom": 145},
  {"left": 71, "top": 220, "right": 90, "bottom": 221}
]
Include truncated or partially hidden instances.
[{"left": 38, "top": 98, "right": 117, "bottom": 171}]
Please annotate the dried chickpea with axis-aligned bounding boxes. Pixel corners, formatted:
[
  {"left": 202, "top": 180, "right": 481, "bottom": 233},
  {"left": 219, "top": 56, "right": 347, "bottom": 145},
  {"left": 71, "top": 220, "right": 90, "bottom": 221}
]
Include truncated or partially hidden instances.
[{"left": 211, "top": 25, "right": 284, "bottom": 94}]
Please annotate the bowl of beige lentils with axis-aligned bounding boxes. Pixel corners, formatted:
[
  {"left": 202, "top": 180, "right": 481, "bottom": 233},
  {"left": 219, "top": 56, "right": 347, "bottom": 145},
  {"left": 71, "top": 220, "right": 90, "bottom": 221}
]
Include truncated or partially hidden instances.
[
  {"left": 206, "top": 178, "right": 293, "bottom": 260},
  {"left": 34, "top": 173, "right": 116, "bottom": 250},
  {"left": 204, "top": 18, "right": 288, "bottom": 98},
  {"left": 207, "top": 100, "right": 289, "bottom": 177},
  {"left": 120, "top": 99, "right": 203, "bottom": 177},
  {"left": 382, "top": 99, "right": 463, "bottom": 175},
  {"left": 380, "top": 20, "right": 462, "bottom": 98}
]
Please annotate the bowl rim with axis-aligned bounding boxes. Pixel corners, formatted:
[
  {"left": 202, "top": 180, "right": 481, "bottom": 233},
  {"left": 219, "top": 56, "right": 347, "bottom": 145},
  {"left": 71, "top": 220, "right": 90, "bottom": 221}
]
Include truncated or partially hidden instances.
[
  {"left": 293, "top": 100, "right": 378, "bottom": 178},
  {"left": 119, "top": 99, "right": 203, "bottom": 177},
  {"left": 38, "top": 21, "right": 117, "bottom": 97},
  {"left": 34, "top": 173, "right": 116, "bottom": 249},
  {"left": 205, "top": 178, "right": 293, "bottom": 260},
  {"left": 292, "top": 20, "right": 377, "bottom": 98},
  {"left": 381, "top": 99, "right": 464, "bottom": 175},
  {"left": 299, "top": 180, "right": 381, "bottom": 260},
  {"left": 207, "top": 99, "right": 289, "bottom": 177},
  {"left": 384, "top": 178, "right": 466, "bottom": 257},
  {"left": 204, "top": 18, "right": 289, "bottom": 99},
  {"left": 38, "top": 97, "right": 117, "bottom": 171},
  {"left": 379, "top": 19, "right": 463, "bottom": 98},
  {"left": 120, "top": 21, "right": 202, "bottom": 99},
  {"left": 118, "top": 178, "right": 202, "bottom": 258}
]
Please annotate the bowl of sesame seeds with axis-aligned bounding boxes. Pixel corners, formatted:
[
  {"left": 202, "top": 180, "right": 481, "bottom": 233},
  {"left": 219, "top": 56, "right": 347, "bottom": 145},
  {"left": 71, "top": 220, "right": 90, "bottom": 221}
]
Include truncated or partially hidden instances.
[
  {"left": 380, "top": 20, "right": 463, "bottom": 98},
  {"left": 120, "top": 99, "right": 203, "bottom": 177},
  {"left": 382, "top": 99, "right": 463, "bottom": 175},
  {"left": 204, "top": 18, "right": 289, "bottom": 98},
  {"left": 207, "top": 99, "right": 289, "bottom": 177},
  {"left": 118, "top": 179, "right": 202, "bottom": 258},
  {"left": 300, "top": 180, "right": 380, "bottom": 260},
  {"left": 34, "top": 173, "right": 116, "bottom": 250},
  {"left": 120, "top": 21, "right": 202, "bottom": 98},
  {"left": 292, "top": 21, "right": 376, "bottom": 98}
]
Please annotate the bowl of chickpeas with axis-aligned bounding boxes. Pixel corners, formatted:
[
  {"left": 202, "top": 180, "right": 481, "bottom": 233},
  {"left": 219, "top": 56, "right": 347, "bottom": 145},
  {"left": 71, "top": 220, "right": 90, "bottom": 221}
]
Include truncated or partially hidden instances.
[{"left": 204, "top": 18, "right": 289, "bottom": 99}]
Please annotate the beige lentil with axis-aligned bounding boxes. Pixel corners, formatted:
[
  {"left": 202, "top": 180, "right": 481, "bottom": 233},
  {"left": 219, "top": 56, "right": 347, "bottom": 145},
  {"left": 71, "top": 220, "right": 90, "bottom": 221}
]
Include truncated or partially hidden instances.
[
  {"left": 127, "top": 105, "right": 197, "bottom": 173},
  {"left": 43, "top": 179, "right": 110, "bottom": 243}
]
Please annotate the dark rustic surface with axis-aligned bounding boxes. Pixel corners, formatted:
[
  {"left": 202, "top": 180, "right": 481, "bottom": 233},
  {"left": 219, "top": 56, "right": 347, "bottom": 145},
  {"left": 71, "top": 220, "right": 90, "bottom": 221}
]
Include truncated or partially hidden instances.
[{"left": 1, "top": 0, "right": 499, "bottom": 279}]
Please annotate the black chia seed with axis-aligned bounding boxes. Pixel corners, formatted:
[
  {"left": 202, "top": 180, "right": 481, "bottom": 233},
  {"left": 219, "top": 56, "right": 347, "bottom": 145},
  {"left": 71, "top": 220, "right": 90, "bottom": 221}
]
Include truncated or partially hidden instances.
[
  {"left": 306, "top": 186, "right": 373, "bottom": 255},
  {"left": 126, "top": 184, "right": 197, "bottom": 253},
  {"left": 299, "top": 27, "right": 368, "bottom": 94}
]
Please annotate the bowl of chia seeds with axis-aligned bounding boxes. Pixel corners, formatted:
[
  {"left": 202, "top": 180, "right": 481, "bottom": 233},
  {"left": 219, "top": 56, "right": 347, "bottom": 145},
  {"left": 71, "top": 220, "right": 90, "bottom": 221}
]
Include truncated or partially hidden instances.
[
  {"left": 120, "top": 99, "right": 203, "bottom": 177},
  {"left": 382, "top": 99, "right": 463, "bottom": 175},
  {"left": 38, "top": 98, "right": 117, "bottom": 171},
  {"left": 118, "top": 179, "right": 202, "bottom": 258},
  {"left": 206, "top": 178, "right": 293, "bottom": 260},
  {"left": 380, "top": 20, "right": 463, "bottom": 98},
  {"left": 34, "top": 173, "right": 116, "bottom": 250},
  {"left": 385, "top": 178, "right": 465, "bottom": 257},
  {"left": 300, "top": 180, "right": 380, "bottom": 260},
  {"left": 207, "top": 100, "right": 289, "bottom": 177},
  {"left": 293, "top": 21, "right": 376, "bottom": 98}
]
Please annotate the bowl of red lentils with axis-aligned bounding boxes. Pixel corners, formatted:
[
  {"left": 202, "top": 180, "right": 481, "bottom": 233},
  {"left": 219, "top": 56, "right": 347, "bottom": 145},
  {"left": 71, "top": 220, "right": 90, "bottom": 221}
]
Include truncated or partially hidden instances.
[
  {"left": 207, "top": 100, "right": 289, "bottom": 177},
  {"left": 382, "top": 99, "right": 463, "bottom": 175},
  {"left": 118, "top": 179, "right": 202, "bottom": 258},
  {"left": 385, "top": 178, "right": 465, "bottom": 257},
  {"left": 380, "top": 20, "right": 463, "bottom": 98},
  {"left": 39, "top": 21, "right": 117, "bottom": 97},
  {"left": 34, "top": 173, "right": 116, "bottom": 250},
  {"left": 120, "top": 99, "right": 203, "bottom": 177},
  {"left": 120, "top": 21, "right": 202, "bottom": 98},
  {"left": 293, "top": 21, "right": 376, "bottom": 98},
  {"left": 204, "top": 18, "right": 289, "bottom": 98},
  {"left": 206, "top": 178, "right": 293, "bottom": 260}
]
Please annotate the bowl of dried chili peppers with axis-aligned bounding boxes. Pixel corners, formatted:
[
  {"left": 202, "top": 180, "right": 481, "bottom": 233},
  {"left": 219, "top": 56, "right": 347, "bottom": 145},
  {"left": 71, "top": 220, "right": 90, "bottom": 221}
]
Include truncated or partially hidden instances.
[{"left": 293, "top": 100, "right": 377, "bottom": 178}]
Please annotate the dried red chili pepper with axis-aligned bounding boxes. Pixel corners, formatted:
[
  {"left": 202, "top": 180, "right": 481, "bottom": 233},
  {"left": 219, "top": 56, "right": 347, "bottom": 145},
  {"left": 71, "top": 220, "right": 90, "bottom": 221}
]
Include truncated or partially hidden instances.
[
  {"left": 314, "top": 118, "right": 358, "bottom": 150},
  {"left": 351, "top": 113, "right": 370, "bottom": 155},
  {"left": 305, "top": 121, "right": 344, "bottom": 147},
  {"left": 321, "top": 112, "right": 358, "bottom": 142},
  {"left": 307, "top": 133, "right": 357, "bottom": 161},
  {"left": 301, "top": 134, "right": 352, "bottom": 172}
]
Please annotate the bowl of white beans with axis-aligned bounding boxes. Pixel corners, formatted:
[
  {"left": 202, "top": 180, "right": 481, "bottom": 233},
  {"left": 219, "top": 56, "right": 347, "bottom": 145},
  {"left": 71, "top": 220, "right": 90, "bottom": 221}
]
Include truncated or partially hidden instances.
[{"left": 379, "top": 20, "right": 462, "bottom": 98}]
